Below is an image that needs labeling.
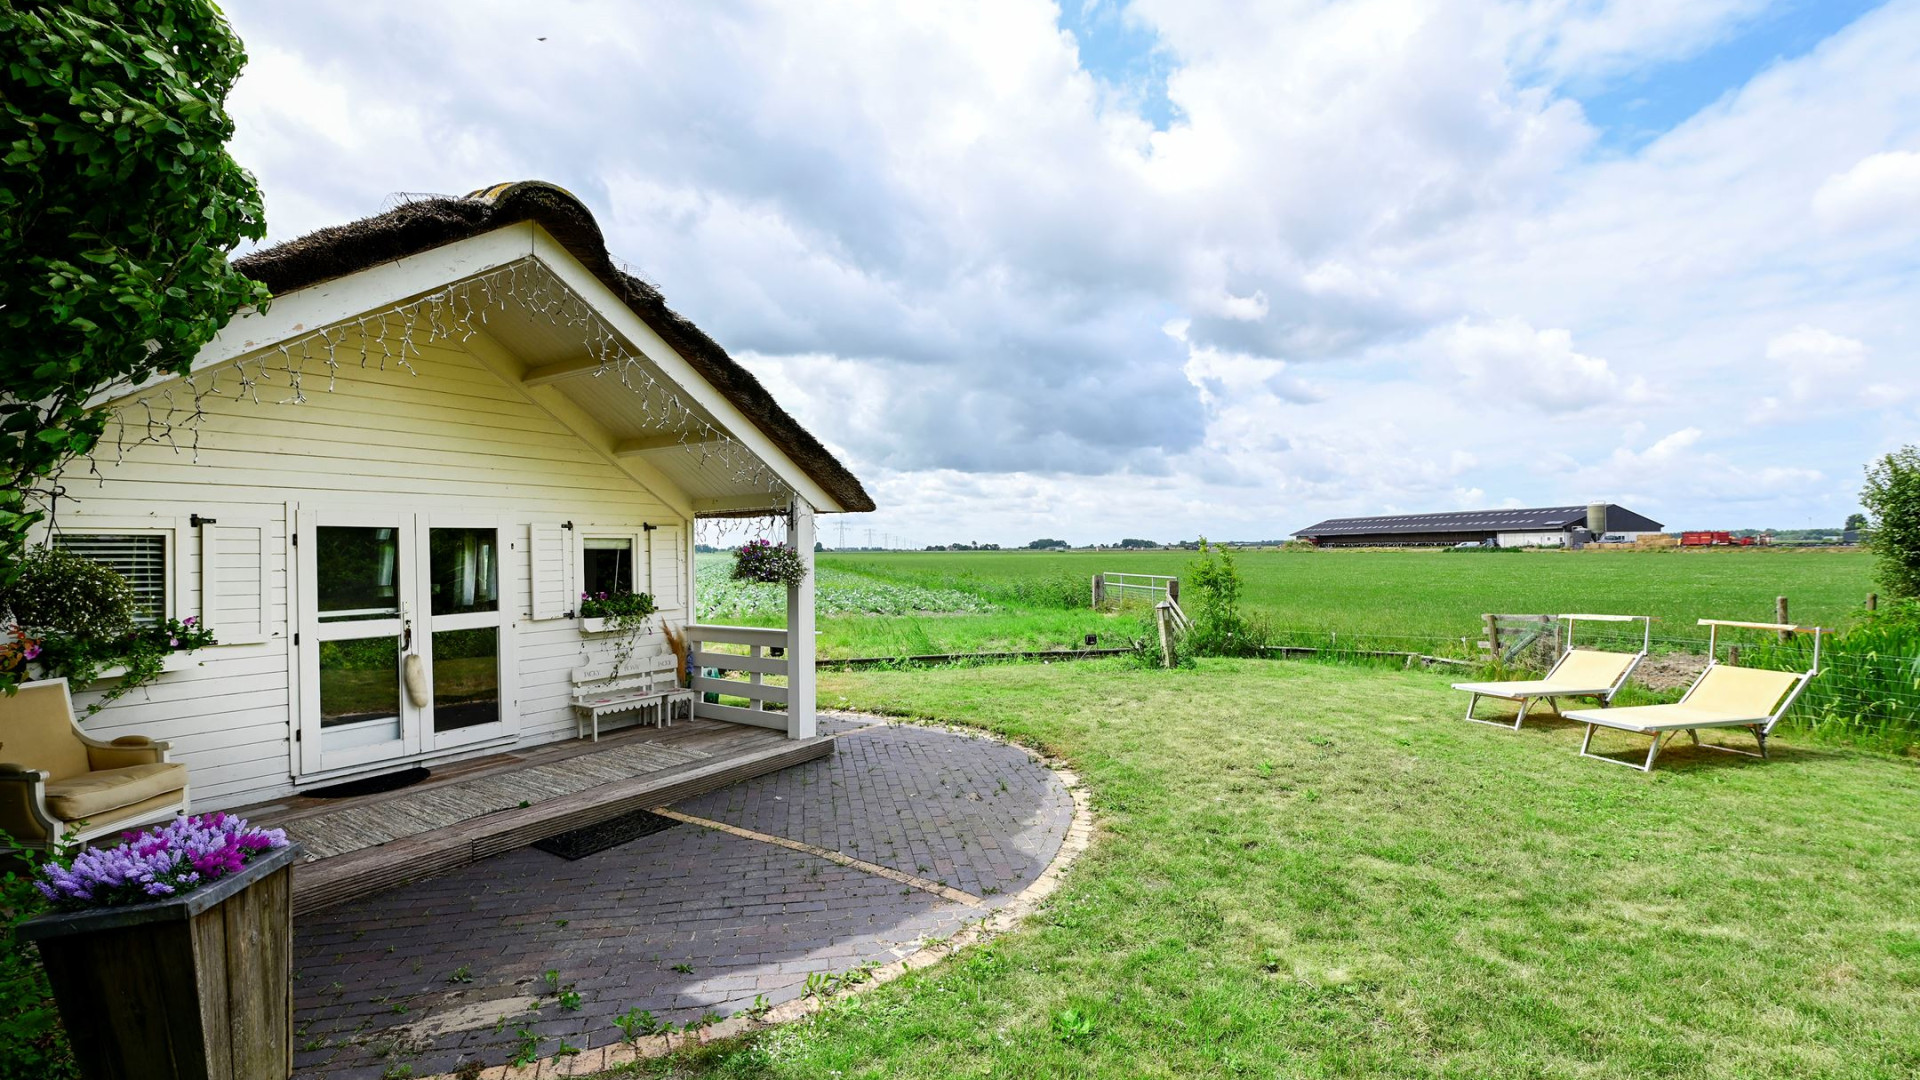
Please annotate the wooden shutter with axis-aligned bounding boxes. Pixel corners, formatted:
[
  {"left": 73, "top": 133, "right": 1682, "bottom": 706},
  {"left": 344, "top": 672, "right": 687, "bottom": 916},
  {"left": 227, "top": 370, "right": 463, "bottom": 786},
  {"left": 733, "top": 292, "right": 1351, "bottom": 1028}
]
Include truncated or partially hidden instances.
[
  {"left": 650, "top": 526, "right": 683, "bottom": 612},
  {"left": 200, "top": 520, "right": 271, "bottom": 643},
  {"left": 529, "top": 523, "right": 574, "bottom": 620}
]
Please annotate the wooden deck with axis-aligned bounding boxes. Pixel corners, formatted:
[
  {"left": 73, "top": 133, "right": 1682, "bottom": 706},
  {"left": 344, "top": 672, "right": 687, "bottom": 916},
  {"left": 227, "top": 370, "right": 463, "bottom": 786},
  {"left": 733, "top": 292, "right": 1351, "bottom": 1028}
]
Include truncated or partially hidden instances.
[{"left": 240, "top": 719, "right": 833, "bottom": 915}]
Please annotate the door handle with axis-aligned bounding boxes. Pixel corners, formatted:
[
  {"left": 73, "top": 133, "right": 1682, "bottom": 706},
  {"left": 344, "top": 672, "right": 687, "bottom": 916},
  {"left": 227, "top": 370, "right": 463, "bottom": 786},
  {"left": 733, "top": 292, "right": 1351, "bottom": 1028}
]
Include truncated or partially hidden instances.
[{"left": 401, "top": 619, "right": 413, "bottom": 653}]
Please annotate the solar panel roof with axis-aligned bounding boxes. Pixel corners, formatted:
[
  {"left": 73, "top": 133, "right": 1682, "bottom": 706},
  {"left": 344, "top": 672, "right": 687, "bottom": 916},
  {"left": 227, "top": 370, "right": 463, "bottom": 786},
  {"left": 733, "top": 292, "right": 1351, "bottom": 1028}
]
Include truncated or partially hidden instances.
[{"left": 1292, "top": 504, "right": 1663, "bottom": 537}]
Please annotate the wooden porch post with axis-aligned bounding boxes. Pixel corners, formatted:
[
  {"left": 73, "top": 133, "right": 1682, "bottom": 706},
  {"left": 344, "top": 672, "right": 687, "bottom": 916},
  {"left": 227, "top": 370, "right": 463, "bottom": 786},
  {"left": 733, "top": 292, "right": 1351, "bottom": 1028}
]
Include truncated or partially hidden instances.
[{"left": 786, "top": 498, "right": 817, "bottom": 739}]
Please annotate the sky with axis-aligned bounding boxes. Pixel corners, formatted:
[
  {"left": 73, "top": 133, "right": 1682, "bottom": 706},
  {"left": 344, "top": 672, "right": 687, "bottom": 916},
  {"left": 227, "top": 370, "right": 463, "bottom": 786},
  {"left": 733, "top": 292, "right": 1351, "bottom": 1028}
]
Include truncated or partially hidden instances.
[{"left": 221, "top": 0, "right": 1920, "bottom": 547}]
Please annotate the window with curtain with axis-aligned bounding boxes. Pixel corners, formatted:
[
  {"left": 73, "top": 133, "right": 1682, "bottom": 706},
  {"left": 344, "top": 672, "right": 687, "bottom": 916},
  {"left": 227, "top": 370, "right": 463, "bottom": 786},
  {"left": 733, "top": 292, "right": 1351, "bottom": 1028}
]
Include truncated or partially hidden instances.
[
  {"left": 55, "top": 533, "right": 168, "bottom": 624},
  {"left": 429, "top": 527, "right": 499, "bottom": 615},
  {"left": 581, "top": 536, "right": 634, "bottom": 598}
]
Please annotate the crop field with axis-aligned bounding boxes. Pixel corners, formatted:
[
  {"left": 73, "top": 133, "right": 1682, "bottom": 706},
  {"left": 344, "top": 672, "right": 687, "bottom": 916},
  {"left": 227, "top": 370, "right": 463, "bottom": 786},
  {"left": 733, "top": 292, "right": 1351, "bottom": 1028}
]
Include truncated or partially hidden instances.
[{"left": 696, "top": 548, "right": 1876, "bottom": 658}]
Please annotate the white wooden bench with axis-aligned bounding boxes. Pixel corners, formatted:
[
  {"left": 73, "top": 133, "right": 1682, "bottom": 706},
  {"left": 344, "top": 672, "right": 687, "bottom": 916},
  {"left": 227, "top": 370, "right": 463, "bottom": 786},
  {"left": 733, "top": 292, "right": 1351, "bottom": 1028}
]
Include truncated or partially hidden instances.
[{"left": 570, "top": 654, "right": 695, "bottom": 742}]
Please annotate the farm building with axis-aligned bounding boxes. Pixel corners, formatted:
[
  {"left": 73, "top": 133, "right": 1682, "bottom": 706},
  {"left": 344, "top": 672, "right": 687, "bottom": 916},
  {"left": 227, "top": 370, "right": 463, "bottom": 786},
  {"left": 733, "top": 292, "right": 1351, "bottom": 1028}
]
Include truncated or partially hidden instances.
[
  {"left": 1292, "top": 504, "right": 1663, "bottom": 548},
  {"left": 18, "top": 180, "right": 872, "bottom": 814}
]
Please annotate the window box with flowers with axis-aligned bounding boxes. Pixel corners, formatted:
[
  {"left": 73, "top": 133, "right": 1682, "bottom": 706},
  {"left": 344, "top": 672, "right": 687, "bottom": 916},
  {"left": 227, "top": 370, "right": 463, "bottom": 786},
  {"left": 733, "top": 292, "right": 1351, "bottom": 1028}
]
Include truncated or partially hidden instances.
[
  {"left": 16, "top": 815, "right": 299, "bottom": 1079},
  {"left": 577, "top": 590, "right": 657, "bottom": 635},
  {"left": 0, "top": 547, "right": 217, "bottom": 711}
]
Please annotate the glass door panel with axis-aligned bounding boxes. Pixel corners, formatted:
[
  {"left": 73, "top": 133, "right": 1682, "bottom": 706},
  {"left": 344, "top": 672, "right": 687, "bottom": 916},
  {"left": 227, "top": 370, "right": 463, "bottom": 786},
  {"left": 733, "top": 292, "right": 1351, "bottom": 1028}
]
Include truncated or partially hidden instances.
[
  {"left": 317, "top": 526, "right": 402, "bottom": 621},
  {"left": 297, "top": 513, "right": 414, "bottom": 776},
  {"left": 423, "top": 522, "right": 513, "bottom": 747},
  {"left": 429, "top": 527, "right": 499, "bottom": 615},
  {"left": 431, "top": 626, "right": 499, "bottom": 732},
  {"left": 319, "top": 635, "right": 402, "bottom": 746}
]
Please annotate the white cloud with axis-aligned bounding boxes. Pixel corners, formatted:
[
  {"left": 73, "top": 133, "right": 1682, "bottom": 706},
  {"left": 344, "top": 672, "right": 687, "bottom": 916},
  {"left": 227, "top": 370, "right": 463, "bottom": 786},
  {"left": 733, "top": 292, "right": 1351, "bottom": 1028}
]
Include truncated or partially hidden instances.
[
  {"left": 216, "top": 0, "right": 1919, "bottom": 540},
  {"left": 1439, "top": 317, "right": 1646, "bottom": 412},
  {"left": 1749, "top": 326, "right": 1874, "bottom": 423},
  {"left": 1813, "top": 150, "right": 1920, "bottom": 233}
]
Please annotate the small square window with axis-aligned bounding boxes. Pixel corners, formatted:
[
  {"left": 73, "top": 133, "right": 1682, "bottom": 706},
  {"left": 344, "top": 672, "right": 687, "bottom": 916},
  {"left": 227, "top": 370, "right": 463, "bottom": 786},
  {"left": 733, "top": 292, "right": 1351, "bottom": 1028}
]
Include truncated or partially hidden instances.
[
  {"left": 55, "top": 533, "right": 168, "bottom": 624},
  {"left": 582, "top": 536, "right": 635, "bottom": 598}
]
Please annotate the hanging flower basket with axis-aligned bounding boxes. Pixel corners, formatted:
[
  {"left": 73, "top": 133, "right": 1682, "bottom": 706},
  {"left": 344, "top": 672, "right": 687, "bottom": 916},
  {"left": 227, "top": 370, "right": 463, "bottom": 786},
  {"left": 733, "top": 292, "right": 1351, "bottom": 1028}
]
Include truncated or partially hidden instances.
[
  {"left": 18, "top": 814, "right": 298, "bottom": 1080},
  {"left": 730, "top": 539, "right": 808, "bottom": 587}
]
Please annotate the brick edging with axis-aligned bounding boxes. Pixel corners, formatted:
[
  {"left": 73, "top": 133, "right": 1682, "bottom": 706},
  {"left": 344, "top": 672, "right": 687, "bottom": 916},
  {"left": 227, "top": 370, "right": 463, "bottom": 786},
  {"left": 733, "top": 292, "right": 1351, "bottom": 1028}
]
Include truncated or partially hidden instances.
[{"left": 425, "top": 714, "right": 1095, "bottom": 1080}]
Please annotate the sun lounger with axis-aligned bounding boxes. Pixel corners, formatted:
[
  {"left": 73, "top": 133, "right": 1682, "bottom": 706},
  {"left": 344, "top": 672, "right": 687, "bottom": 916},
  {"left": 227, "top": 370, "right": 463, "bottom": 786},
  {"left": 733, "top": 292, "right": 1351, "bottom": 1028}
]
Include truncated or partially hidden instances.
[
  {"left": 1453, "top": 614, "right": 1649, "bottom": 729},
  {"left": 1564, "top": 619, "right": 1824, "bottom": 772}
]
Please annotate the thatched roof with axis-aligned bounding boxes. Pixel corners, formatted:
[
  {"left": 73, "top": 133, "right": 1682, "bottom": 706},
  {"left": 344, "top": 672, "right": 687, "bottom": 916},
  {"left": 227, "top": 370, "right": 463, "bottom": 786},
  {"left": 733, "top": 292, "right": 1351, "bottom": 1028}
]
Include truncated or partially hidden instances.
[{"left": 234, "top": 181, "right": 874, "bottom": 513}]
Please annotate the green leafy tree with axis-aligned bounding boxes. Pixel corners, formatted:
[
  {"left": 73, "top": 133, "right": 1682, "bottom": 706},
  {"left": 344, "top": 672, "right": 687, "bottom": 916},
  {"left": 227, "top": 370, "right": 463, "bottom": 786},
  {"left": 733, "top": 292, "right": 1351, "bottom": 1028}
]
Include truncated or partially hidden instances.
[
  {"left": 1845, "top": 512, "right": 1868, "bottom": 532},
  {"left": 1183, "top": 538, "right": 1264, "bottom": 656},
  {"left": 1863, "top": 447, "right": 1920, "bottom": 599},
  {"left": 1, "top": 0, "right": 268, "bottom": 597}
]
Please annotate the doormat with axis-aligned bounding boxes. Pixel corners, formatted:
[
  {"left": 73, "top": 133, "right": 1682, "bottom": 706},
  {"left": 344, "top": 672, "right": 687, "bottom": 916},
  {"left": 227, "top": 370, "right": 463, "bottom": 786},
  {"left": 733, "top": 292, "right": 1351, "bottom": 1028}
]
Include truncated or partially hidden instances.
[
  {"left": 534, "top": 809, "right": 681, "bottom": 860},
  {"left": 303, "top": 767, "right": 431, "bottom": 800}
]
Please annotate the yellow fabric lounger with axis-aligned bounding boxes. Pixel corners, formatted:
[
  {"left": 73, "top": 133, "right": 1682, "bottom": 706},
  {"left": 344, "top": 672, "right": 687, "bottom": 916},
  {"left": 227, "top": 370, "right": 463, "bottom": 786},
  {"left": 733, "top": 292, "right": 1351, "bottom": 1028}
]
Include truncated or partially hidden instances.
[
  {"left": 1564, "top": 619, "right": 1824, "bottom": 772},
  {"left": 1452, "top": 614, "right": 1649, "bottom": 729}
]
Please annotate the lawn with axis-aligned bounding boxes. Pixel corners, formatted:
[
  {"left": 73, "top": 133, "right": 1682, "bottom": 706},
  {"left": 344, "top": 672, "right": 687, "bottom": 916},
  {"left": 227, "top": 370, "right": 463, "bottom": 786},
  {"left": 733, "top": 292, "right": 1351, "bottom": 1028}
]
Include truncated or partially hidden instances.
[
  {"left": 609, "top": 659, "right": 1920, "bottom": 1079},
  {"left": 699, "top": 548, "right": 1876, "bottom": 658}
]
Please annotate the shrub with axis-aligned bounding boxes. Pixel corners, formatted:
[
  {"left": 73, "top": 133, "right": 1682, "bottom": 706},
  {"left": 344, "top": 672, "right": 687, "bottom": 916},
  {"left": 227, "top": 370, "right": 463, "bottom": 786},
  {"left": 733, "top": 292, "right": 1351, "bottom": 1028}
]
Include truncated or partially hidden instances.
[
  {"left": 1, "top": 546, "right": 215, "bottom": 706},
  {"left": 0, "top": 837, "right": 76, "bottom": 1079},
  {"left": 1776, "top": 599, "right": 1920, "bottom": 754},
  {"left": 1183, "top": 539, "right": 1267, "bottom": 657},
  {"left": 0, "top": 546, "right": 135, "bottom": 641},
  {"left": 1863, "top": 446, "right": 1920, "bottom": 599}
]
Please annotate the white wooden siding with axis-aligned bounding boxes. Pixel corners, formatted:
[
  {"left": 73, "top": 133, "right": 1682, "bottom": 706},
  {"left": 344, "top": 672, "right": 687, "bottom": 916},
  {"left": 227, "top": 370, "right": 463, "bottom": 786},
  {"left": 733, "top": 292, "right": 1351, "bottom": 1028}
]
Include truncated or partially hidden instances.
[{"left": 62, "top": 335, "right": 692, "bottom": 809}]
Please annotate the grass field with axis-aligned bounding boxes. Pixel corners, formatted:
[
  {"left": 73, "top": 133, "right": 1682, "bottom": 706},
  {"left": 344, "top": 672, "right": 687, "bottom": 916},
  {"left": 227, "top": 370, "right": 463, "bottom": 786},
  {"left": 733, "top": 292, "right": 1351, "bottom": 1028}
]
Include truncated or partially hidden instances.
[
  {"left": 597, "top": 660, "right": 1920, "bottom": 1080},
  {"left": 699, "top": 548, "right": 1877, "bottom": 658}
]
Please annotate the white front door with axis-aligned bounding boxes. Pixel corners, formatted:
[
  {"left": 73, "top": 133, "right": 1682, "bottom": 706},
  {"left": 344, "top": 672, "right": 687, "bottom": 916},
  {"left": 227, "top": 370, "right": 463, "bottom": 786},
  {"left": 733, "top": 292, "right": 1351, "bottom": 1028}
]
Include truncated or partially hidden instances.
[{"left": 295, "top": 510, "right": 517, "bottom": 777}]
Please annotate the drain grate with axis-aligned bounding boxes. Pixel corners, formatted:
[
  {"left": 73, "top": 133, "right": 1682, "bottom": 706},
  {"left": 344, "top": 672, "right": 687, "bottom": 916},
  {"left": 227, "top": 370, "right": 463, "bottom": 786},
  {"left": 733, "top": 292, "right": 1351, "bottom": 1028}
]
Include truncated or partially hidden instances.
[{"left": 533, "top": 809, "right": 681, "bottom": 860}]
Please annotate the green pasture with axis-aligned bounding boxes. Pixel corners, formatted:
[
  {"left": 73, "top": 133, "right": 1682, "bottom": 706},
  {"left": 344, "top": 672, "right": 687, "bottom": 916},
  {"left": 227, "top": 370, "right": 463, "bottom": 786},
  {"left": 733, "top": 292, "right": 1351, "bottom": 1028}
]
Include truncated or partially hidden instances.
[
  {"left": 698, "top": 548, "right": 1877, "bottom": 658},
  {"left": 595, "top": 659, "right": 1920, "bottom": 1079}
]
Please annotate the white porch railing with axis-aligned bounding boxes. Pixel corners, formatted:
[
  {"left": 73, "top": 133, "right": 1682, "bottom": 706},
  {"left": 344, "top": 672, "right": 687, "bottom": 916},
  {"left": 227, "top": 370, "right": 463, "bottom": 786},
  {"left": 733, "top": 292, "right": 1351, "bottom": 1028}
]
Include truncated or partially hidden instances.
[{"left": 686, "top": 624, "right": 791, "bottom": 731}]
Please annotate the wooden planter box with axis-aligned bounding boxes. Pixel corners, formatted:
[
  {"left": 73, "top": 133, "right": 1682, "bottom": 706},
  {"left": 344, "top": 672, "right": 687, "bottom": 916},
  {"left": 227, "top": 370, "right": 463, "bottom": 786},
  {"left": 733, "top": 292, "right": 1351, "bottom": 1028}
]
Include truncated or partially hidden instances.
[{"left": 17, "top": 843, "right": 300, "bottom": 1080}]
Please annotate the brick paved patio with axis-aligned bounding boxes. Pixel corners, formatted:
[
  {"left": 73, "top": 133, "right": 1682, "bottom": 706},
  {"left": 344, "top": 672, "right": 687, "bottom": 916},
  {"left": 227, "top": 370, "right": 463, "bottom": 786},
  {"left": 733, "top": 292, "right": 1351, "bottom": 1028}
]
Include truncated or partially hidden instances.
[{"left": 291, "top": 721, "right": 1073, "bottom": 1078}]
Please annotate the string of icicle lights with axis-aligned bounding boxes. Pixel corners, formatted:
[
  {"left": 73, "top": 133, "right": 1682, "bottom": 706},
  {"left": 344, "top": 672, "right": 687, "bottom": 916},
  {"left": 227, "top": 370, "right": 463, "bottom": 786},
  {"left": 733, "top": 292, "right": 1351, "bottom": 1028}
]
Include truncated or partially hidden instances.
[{"left": 106, "top": 256, "right": 797, "bottom": 511}]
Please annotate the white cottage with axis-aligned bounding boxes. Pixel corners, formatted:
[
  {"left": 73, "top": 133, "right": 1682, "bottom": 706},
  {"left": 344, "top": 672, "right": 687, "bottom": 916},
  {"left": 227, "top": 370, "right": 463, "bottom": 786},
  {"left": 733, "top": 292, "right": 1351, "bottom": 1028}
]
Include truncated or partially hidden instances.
[{"left": 42, "top": 181, "right": 872, "bottom": 811}]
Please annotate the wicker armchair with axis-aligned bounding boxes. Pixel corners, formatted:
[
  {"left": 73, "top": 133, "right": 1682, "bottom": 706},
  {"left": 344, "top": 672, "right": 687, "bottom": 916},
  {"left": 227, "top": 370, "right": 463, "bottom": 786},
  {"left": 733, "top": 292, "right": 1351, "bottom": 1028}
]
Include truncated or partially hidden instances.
[{"left": 0, "top": 678, "right": 189, "bottom": 852}]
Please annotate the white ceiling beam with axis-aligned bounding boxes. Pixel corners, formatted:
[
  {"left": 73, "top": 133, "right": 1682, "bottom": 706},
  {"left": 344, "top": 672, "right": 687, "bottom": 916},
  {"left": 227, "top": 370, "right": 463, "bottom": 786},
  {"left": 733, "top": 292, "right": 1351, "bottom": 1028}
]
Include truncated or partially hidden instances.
[
  {"left": 614, "top": 433, "right": 723, "bottom": 456},
  {"left": 461, "top": 329, "right": 693, "bottom": 519},
  {"left": 693, "top": 494, "right": 789, "bottom": 516},
  {"left": 521, "top": 356, "right": 611, "bottom": 388}
]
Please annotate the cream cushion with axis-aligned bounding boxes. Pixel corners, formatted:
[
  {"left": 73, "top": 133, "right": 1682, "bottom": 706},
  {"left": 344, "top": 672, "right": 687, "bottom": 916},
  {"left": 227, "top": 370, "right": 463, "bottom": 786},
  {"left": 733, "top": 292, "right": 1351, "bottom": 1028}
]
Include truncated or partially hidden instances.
[{"left": 43, "top": 762, "right": 189, "bottom": 821}]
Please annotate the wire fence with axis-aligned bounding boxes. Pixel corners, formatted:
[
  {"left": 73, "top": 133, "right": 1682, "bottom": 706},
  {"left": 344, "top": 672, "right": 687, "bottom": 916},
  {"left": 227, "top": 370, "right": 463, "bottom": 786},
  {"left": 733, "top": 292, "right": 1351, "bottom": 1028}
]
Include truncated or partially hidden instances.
[{"left": 1259, "top": 616, "right": 1920, "bottom": 751}]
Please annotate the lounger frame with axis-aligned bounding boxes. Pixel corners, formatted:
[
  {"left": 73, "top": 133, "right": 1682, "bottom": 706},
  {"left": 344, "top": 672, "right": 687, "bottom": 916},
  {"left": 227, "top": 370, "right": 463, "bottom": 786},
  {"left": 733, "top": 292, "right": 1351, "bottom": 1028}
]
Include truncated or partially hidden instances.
[
  {"left": 1460, "top": 614, "right": 1651, "bottom": 730},
  {"left": 1573, "top": 619, "right": 1825, "bottom": 772}
]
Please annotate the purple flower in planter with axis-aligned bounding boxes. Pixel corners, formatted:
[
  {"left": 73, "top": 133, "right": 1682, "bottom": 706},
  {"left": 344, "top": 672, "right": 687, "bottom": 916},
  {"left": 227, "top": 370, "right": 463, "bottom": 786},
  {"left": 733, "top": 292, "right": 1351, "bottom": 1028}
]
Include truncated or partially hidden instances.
[{"left": 35, "top": 813, "right": 289, "bottom": 911}]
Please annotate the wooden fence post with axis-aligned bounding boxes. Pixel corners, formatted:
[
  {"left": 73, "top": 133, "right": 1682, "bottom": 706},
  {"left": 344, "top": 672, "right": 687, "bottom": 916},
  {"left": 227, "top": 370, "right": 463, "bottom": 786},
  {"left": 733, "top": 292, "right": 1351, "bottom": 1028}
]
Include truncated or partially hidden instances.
[
  {"left": 1155, "top": 602, "right": 1176, "bottom": 668},
  {"left": 1167, "top": 578, "right": 1180, "bottom": 603},
  {"left": 1868, "top": 592, "right": 1878, "bottom": 612},
  {"left": 1092, "top": 573, "right": 1105, "bottom": 610},
  {"left": 1482, "top": 614, "right": 1499, "bottom": 663},
  {"left": 1777, "top": 595, "right": 1790, "bottom": 641}
]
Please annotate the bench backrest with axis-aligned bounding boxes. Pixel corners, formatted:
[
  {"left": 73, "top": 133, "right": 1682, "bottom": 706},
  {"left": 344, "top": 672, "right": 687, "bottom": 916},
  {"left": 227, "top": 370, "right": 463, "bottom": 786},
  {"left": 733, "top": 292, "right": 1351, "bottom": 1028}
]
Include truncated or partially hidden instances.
[
  {"left": 571, "top": 653, "right": 680, "bottom": 695},
  {"left": 1681, "top": 664, "right": 1807, "bottom": 725},
  {"left": 0, "top": 679, "right": 88, "bottom": 780}
]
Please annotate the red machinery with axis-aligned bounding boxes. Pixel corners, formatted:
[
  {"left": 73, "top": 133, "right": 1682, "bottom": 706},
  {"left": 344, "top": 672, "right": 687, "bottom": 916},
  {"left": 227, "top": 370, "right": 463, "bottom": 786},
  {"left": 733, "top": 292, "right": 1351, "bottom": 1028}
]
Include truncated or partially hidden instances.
[{"left": 1681, "top": 531, "right": 1762, "bottom": 547}]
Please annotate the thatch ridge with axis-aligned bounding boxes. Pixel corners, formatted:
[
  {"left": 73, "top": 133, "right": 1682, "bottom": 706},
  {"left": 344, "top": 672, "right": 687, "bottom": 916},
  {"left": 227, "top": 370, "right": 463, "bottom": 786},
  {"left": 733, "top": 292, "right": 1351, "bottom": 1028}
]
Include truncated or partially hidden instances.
[{"left": 234, "top": 181, "right": 874, "bottom": 513}]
